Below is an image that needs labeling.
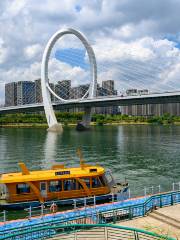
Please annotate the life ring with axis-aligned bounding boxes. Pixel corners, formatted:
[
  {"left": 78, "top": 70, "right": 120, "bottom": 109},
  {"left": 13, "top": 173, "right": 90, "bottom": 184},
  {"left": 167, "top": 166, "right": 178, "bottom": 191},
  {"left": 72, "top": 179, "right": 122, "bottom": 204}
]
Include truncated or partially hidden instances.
[{"left": 50, "top": 203, "right": 58, "bottom": 213}]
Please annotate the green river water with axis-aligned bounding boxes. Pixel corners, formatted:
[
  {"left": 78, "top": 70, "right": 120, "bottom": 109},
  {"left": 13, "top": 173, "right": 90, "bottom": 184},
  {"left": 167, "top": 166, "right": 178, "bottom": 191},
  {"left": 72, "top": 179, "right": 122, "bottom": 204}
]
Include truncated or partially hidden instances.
[
  {"left": 0, "top": 125, "right": 180, "bottom": 220},
  {"left": 0, "top": 125, "right": 179, "bottom": 197}
]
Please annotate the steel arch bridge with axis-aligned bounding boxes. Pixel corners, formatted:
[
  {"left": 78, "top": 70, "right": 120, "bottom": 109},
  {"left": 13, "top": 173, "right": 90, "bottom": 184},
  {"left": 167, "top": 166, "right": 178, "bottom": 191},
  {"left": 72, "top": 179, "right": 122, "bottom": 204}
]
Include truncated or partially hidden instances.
[{"left": 41, "top": 28, "right": 97, "bottom": 132}]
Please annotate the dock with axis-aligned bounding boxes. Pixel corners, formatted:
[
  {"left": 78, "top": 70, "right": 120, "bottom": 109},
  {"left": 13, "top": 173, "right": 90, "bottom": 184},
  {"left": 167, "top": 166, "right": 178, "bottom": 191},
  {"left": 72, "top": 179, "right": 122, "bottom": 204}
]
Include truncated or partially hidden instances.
[
  {"left": 0, "top": 190, "right": 179, "bottom": 239},
  {"left": 118, "top": 204, "right": 180, "bottom": 239}
]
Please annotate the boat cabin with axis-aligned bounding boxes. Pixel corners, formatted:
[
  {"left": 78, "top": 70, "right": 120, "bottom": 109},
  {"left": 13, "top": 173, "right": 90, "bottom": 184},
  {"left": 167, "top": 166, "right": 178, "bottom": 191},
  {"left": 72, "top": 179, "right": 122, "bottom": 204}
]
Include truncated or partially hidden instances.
[{"left": 0, "top": 163, "right": 115, "bottom": 204}]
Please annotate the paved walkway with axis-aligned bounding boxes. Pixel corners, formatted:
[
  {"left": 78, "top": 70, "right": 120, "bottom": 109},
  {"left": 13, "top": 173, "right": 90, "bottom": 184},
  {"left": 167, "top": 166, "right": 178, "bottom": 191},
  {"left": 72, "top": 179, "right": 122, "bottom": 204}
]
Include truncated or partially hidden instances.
[{"left": 117, "top": 204, "right": 180, "bottom": 239}]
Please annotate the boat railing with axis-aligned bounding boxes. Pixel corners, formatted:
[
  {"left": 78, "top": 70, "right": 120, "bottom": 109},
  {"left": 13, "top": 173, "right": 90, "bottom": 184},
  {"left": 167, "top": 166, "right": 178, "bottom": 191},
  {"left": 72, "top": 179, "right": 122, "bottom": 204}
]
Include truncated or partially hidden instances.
[
  {"left": 25, "top": 204, "right": 50, "bottom": 219},
  {"left": 127, "top": 181, "right": 180, "bottom": 199},
  {"left": 25, "top": 193, "right": 115, "bottom": 218},
  {"left": 23, "top": 181, "right": 180, "bottom": 221},
  {"left": 0, "top": 211, "right": 6, "bottom": 223},
  {"left": 172, "top": 181, "right": 180, "bottom": 191}
]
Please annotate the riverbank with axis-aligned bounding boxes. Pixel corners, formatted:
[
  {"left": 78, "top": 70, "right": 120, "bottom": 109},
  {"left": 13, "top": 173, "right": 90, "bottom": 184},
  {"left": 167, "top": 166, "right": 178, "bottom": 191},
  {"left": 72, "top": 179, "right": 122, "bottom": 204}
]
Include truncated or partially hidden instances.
[
  {"left": 1, "top": 121, "right": 180, "bottom": 128},
  {"left": 0, "top": 112, "right": 180, "bottom": 128}
]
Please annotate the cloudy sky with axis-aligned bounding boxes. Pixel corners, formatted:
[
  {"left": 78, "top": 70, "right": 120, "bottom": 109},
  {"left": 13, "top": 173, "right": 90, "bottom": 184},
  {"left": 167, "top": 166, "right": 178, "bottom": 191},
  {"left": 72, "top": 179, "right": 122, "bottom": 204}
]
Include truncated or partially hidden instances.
[{"left": 1, "top": 0, "right": 180, "bottom": 102}]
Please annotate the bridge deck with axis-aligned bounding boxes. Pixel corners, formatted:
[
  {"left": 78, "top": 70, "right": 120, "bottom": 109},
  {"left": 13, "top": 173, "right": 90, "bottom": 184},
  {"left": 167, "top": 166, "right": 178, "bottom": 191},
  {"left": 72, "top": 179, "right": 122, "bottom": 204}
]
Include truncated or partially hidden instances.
[{"left": 1, "top": 91, "right": 180, "bottom": 113}]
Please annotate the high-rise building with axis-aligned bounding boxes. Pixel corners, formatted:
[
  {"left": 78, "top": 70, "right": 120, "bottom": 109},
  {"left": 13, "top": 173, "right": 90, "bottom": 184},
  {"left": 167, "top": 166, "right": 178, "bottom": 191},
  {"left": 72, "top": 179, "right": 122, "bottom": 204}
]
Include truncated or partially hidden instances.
[
  {"left": 126, "top": 89, "right": 138, "bottom": 96},
  {"left": 35, "top": 79, "right": 42, "bottom": 103},
  {"left": 138, "top": 89, "right": 148, "bottom": 95},
  {"left": 102, "top": 80, "right": 114, "bottom": 95},
  {"left": 5, "top": 82, "right": 17, "bottom": 106},
  {"left": 55, "top": 80, "right": 71, "bottom": 100},
  {"left": 121, "top": 89, "right": 150, "bottom": 116},
  {"left": 70, "top": 84, "right": 89, "bottom": 99},
  {"left": 17, "top": 81, "right": 35, "bottom": 105},
  {"left": 97, "top": 85, "right": 109, "bottom": 96},
  {"left": 70, "top": 86, "right": 80, "bottom": 99},
  {"left": 121, "top": 102, "right": 180, "bottom": 116},
  {"left": 95, "top": 80, "right": 119, "bottom": 114}
]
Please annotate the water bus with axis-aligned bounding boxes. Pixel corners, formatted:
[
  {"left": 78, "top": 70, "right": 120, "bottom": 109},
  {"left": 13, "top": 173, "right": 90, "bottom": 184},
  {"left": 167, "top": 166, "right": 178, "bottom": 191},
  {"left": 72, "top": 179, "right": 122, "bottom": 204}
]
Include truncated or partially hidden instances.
[{"left": 0, "top": 151, "right": 128, "bottom": 210}]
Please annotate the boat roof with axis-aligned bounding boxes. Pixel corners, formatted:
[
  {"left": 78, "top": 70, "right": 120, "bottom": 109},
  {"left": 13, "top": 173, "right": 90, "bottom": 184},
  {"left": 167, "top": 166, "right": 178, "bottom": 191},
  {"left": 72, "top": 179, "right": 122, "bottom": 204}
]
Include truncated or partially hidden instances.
[{"left": 0, "top": 165, "right": 105, "bottom": 184}]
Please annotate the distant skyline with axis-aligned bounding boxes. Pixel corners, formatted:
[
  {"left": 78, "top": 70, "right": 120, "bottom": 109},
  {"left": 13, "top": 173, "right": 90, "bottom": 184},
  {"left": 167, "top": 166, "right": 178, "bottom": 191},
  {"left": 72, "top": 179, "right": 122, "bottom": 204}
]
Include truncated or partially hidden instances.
[
  {"left": 4, "top": 79, "right": 118, "bottom": 107},
  {"left": 1, "top": 0, "right": 180, "bottom": 104}
]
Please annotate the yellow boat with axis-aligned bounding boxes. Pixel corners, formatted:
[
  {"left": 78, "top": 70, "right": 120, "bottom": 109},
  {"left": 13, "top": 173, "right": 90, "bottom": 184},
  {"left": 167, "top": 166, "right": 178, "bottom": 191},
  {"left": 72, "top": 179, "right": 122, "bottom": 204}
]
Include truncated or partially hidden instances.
[{"left": 0, "top": 151, "right": 128, "bottom": 210}]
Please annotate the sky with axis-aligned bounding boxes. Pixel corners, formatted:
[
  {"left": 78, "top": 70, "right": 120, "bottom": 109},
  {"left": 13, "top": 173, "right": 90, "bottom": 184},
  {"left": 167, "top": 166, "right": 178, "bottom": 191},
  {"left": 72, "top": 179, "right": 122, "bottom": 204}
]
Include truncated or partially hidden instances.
[{"left": 1, "top": 0, "right": 180, "bottom": 103}]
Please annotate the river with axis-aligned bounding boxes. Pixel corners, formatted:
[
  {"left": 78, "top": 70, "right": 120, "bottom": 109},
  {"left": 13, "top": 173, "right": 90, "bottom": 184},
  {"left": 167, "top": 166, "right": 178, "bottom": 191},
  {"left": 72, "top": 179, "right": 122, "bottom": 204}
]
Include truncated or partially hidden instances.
[{"left": 0, "top": 125, "right": 179, "bottom": 196}]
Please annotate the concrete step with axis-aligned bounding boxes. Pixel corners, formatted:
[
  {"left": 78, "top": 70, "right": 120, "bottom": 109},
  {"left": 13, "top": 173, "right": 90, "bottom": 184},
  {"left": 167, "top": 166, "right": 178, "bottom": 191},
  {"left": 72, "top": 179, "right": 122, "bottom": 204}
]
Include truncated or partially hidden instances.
[
  {"left": 153, "top": 210, "right": 180, "bottom": 224},
  {"left": 50, "top": 233, "right": 75, "bottom": 240},
  {"left": 149, "top": 211, "right": 180, "bottom": 229},
  {"left": 49, "top": 228, "right": 105, "bottom": 240}
]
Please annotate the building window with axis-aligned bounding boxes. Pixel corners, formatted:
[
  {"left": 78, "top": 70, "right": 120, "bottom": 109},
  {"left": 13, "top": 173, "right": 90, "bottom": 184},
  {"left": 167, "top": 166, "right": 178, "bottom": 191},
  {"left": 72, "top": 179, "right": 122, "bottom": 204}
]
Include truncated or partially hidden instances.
[
  {"left": 16, "top": 183, "right": 30, "bottom": 194},
  {"left": 49, "top": 181, "right": 62, "bottom": 192},
  {"left": 92, "top": 177, "right": 101, "bottom": 188},
  {"left": 63, "top": 179, "right": 76, "bottom": 191}
]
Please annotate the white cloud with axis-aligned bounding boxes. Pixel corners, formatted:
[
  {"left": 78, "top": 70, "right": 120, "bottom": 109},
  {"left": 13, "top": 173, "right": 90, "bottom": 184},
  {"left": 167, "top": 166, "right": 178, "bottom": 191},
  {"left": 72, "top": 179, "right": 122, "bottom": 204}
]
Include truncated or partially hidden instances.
[
  {"left": 1, "top": 0, "right": 27, "bottom": 19},
  {"left": 24, "top": 44, "right": 42, "bottom": 60},
  {"left": 48, "top": 58, "right": 89, "bottom": 86},
  {"left": 0, "top": 57, "right": 89, "bottom": 89},
  {"left": 93, "top": 36, "right": 180, "bottom": 91},
  {"left": 1, "top": 0, "right": 180, "bottom": 103},
  {"left": 94, "top": 37, "right": 155, "bottom": 63},
  {"left": 158, "top": 62, "right": 180, "bottom": 86},
  {"left": 0, "top": 38, "right": 9, "bottom": 64}
]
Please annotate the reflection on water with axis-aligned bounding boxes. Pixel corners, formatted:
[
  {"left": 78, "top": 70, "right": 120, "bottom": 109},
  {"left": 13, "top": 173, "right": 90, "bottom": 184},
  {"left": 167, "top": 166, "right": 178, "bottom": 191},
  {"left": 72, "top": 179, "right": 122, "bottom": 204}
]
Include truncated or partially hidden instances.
[
  {"left": 0, "top": 125, "right": 179, "bottom": 194},
  {"left": 42, "top": 132, "right": 59, "bottom": 169}
]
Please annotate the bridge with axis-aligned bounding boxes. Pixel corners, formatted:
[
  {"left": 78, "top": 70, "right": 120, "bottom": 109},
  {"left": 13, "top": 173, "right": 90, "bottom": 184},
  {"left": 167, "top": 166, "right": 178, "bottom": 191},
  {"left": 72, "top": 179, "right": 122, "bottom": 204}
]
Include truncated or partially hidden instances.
[
  {"left": 1, "top": 91, "right": 180, "bottom": 114},
  {"left": 2, "top": 28, "right": 180, "bottom": 132}
]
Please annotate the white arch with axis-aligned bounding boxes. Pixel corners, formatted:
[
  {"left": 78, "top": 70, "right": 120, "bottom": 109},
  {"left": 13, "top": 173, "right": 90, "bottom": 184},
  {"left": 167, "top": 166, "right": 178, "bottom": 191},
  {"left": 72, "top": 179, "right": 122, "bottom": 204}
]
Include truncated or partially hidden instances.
[{"left": 41, "top": 28, "right": 97, "bottom": 132}]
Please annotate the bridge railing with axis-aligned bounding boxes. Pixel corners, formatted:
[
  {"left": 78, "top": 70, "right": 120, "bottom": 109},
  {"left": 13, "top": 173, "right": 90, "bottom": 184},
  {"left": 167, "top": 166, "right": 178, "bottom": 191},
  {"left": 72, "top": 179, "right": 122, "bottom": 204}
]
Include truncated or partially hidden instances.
[{"left": 0, "top": 223, "right": 175, "bottom": 240}]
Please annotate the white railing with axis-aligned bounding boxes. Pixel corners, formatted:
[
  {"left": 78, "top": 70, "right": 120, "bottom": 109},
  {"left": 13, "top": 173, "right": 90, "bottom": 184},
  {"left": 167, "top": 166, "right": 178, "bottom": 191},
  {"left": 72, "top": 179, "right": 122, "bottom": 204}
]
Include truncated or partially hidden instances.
[
  {"left": 0, "top": 211, "right": 6, "bottom": 223},
  {"left": 172, "top": 182, "right": 180, "bottom": 191}
]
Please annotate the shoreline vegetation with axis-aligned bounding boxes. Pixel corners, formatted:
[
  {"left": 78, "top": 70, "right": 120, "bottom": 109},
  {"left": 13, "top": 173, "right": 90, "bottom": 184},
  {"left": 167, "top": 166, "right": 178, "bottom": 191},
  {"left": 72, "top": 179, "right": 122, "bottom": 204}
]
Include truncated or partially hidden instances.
[{"left": 0, "top": 112, "right": 180, "bottom": 128}]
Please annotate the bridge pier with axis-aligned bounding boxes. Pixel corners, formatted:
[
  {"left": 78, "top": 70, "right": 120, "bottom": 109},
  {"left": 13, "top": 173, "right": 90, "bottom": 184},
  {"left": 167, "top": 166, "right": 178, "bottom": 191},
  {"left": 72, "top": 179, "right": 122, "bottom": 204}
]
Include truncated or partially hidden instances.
[
  {"left": 47, "top": 123, "right": 63, "bottom": 132},
  {"left": 76, "top": 107, "right": 92, "bottom": 131}
]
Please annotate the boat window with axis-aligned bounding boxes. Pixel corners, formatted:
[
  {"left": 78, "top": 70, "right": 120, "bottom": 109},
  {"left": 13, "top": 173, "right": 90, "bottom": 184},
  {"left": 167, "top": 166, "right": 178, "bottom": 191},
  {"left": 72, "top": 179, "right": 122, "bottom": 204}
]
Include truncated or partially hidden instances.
[
  {"left": 63, "top": 179, "right": 76, "bottom": 191},
  {"left": 77, "top": 181, "right": 83, "bottom": 190},
  {"left": 49, "top": 181, "right": 62, "bottom": 192},
  {"left": 81, "top": 178, "right": 90, "bottom": 188},
  {"left": 40, "top": 182, "right": 46, "bottom": 191},
  {"left": 16, "top": 183, "right": 30, "bottom": 194},
  {"left": 90, "top": 169, "right": 97, "bottom": 172},
  {"left": 92, "top": 177, "right": 101, "bottom": 188},
  {"left": 99, "top": 176, "right": 106, "bottom": 186},
  {"left": 0, "top": 184, "right": 8, "bottom": 195},
  {"left": 104, "top": 171, "right": 115, "bottom": 187}
]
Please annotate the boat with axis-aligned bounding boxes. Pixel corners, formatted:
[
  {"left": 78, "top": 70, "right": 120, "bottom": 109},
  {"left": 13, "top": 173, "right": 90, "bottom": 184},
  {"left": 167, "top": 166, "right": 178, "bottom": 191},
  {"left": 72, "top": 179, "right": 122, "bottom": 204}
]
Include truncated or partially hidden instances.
[{"left": 0, "top": 150, "right": 128, "bottom": 210}]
